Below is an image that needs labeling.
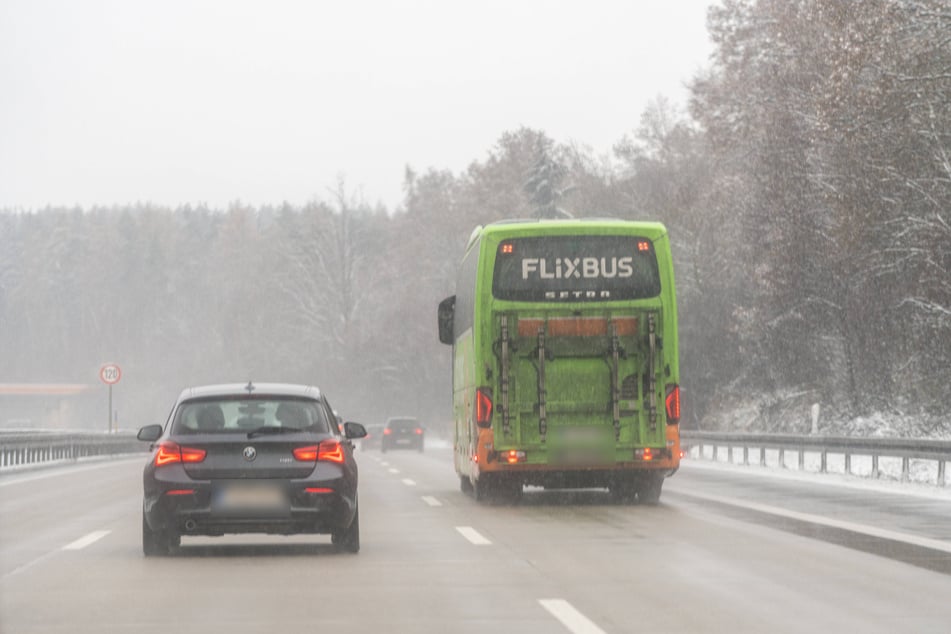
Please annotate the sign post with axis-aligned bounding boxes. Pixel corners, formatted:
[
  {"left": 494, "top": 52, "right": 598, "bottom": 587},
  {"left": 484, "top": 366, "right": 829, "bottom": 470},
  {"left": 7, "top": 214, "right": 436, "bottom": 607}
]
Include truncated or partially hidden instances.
[{"left": 99, "top": 364, "right": 121, "bottom": 432}]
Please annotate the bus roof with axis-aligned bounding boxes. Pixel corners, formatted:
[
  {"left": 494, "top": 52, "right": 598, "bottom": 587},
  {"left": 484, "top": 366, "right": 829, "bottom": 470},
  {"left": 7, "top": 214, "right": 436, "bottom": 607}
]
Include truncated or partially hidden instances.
[
  {"left": 481, "top": 218, "right": 667, "bottom": 239},
  {"left": 464, "top": 218, "right": 669, "bottom": 255}
]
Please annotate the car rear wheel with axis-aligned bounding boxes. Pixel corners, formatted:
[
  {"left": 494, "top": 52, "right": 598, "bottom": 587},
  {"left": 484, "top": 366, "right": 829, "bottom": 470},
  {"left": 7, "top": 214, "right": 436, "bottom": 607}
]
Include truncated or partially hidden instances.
[
  {"left": 332, "top": 505, "right": 360, "bottom": 553},
  {"left": 142, "top": 511, "right": 175, "bottom": 557}
]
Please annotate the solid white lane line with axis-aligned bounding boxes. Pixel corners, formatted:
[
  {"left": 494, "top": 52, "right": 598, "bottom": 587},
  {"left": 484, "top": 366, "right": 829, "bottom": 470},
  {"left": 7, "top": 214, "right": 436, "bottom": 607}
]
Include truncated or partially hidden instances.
[
  {"left": 672, "top": 489, "right": 951, "bottom": 553},
  {"left": 0, "top": 457, "right": 143, "bottom": 487},
  {"left": 62, "top": 530, "right": 111, "bottom": 551},
  {"left": 6, "top": 529, "right": 112, "bottom": 579},
  {"left": 3, "top": 550, "right": 59, "bottom": 579},
  {"left": 402, "top": 478, "right": 416, "bottom": 486},
  {"left": 539, "top": 599, "right": 608, "bottom": 634},
  {"left": 455, "top": 526, "right": 491, "bottom": 545},
  {"left": 421, "top": 496, "right": 442, "bottom": 506},
  {"left": 388, "top": 468, "right": 400, "bottom": 474}
]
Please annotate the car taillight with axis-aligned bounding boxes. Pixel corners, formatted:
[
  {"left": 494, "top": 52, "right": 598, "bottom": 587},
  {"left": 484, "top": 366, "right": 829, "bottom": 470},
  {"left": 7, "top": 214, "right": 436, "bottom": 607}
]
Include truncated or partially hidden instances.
[
  {"left": 293, "top": 445, "right": 319, "bottom": 462},
  {"left": 476, "top": 387, "right": 493, "bottom": 428},
  {"left": 665, "top": 384, "right": 680, "bottom": 424},
  {"left": 154, "top": 443, "right": 179, "bottom": 466},
  {"left": 181, "top": 446, "right": 206, "bottom": 463},
  {"left": 383, "top": 428, "right": 392, "bottom": 435},
  {"left": 318, "top": 439, "right": 345, "bottom": 464},
  {"left": 154, "top": 441, "right": 206, "bottom": 467},
  {"left": 414, "top": 428, "right": 423, "bottom": 435}
]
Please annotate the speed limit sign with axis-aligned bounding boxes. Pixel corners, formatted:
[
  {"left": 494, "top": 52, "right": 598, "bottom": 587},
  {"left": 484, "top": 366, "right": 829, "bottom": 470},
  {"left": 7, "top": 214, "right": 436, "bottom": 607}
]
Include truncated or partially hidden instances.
[{"left": 99, "top": 363, "right": 121, "bottom": 385}]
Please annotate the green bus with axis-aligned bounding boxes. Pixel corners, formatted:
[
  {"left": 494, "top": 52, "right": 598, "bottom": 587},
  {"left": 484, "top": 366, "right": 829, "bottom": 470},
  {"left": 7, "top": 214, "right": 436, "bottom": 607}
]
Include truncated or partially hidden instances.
[{"left": 437, "top": 218, "right": 681, "bottom": 502}]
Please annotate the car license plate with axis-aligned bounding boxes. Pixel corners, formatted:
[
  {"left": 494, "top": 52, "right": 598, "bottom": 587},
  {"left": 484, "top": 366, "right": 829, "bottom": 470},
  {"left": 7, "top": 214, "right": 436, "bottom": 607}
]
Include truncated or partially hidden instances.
[
  {"left": 213, "top": 482, "right": 288, "bottom": 514},
  {"left": 396, "top": 438, "right": 411, "bottom": 445}
]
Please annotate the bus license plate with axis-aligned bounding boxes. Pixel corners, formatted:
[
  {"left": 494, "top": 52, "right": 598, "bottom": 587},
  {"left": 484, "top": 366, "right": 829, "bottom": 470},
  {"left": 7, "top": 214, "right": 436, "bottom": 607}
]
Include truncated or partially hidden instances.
[
  {"left": 552, "top": 446, "right": 613, "bottom": 465},
  {"left": 558, "top": 427, "right": 607, "bottom": 442}
]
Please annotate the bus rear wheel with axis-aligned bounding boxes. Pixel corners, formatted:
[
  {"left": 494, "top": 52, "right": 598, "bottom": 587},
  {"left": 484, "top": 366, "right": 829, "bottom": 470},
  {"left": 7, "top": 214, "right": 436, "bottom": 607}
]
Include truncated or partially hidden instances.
[
  {"left": 609, "top": 478, "right": 638, "bottom": 504},
  {"left": 470, "top": 474, "right": 522, "bottom": 504},
  {"left": 472, "top": 474, "right": 492, "bottom": 501},
  {"left": 496, "top": 477, "right": 523, "bottom": 503},
  {"left": 637, "top": 473, "right": 665, "bottom": 505}
]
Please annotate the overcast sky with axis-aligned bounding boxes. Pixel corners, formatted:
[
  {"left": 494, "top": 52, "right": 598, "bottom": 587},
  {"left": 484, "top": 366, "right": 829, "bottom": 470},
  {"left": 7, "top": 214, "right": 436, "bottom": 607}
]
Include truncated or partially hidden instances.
[{"left": 1, "top": 0, "right": 714, "bottom": 212}]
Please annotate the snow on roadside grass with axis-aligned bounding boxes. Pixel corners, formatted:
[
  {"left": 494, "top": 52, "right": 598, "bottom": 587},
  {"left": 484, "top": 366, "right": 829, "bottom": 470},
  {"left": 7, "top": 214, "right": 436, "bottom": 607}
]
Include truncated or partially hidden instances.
[{"left": 702, "top": 400, "right": 951, "bottom": 440}]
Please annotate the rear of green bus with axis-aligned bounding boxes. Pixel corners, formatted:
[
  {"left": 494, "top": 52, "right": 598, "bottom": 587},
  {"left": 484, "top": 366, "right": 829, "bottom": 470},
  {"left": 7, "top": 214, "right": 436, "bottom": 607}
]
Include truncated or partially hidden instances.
[{"left": 438, "top": 219, "right": 680, "bottom": 503}]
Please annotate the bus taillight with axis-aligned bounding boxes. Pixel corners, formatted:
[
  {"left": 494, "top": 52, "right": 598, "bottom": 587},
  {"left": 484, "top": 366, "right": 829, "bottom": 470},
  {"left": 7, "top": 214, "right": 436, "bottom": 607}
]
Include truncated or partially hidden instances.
[
  {"left": 635, "top": 447, "right": 654, "bottom": 461},
  {"left": 476, "top": 387, "right": 493, "bottom": 428},
  {"left": 503, "top": 450, "right": 526, "bottom": 463},
  {"left": 665, "top": 384, "right": 680, "bottom": 424}
]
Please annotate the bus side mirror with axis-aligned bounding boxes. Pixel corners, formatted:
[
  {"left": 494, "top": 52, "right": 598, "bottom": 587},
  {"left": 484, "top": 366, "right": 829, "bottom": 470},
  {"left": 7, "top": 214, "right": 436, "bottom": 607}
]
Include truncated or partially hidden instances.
[{"left": 438, "top": 295, "right": 456, "bottom": 345}]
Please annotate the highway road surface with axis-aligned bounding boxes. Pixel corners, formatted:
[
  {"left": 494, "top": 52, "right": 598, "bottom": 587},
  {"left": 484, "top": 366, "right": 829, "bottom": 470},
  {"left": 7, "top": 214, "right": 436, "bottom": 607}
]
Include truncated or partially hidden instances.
[{"left": 2, "top": 445, "right": 950, "bottom": 633}]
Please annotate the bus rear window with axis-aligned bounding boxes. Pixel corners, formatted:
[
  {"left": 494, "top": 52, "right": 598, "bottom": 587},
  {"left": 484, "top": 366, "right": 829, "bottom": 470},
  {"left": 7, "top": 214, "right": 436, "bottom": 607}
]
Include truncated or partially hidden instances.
[{"left": 492, "top": 235, "right": 661, "bottom": 302}]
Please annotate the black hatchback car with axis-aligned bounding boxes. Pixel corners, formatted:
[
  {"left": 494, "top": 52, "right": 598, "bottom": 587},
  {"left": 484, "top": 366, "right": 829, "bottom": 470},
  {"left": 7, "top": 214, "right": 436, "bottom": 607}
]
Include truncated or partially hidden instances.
[
  {"left": 380, "top": 416, "right": 424, "bottom": 452},
  {"left": 137, "top": 383, "right": 366, "bottom": 556}
]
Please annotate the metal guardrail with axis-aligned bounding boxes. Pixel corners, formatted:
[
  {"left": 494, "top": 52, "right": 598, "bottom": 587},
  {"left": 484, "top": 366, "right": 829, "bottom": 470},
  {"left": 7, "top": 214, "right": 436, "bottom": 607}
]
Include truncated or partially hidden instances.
[
  {"left": 4, "top": 429, "right": 949, "bottom": 486},
  {"left": 0, "top": 430, "right": 148, "bottom": 471},
  {"left": 681, "top": 431, "right": 951, "bottom": 486}
]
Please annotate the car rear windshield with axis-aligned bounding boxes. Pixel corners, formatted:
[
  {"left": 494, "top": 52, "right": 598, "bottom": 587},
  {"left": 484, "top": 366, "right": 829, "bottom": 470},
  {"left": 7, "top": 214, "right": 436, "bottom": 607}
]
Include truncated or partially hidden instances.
[
  {"left": 172, "top": 397, "right": 331, "bottom": 434},
  {"left": 387, "top": 419, "right": 418, "bottom": 431},
  {"left": 492, "top": 235, "right": 661, "bottom": 302}
]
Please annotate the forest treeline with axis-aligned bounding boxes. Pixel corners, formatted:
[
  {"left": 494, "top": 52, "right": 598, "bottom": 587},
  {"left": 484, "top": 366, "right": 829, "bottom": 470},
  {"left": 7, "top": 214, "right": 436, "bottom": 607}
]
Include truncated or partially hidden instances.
[{"left": 1, "top": 0, "right": 949, "bottom": 435}]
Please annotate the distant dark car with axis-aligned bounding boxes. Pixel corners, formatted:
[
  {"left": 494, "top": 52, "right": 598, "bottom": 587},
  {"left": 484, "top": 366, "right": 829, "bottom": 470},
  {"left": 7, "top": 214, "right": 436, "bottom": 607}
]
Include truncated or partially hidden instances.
[
  {"left": 137, "top": 383, "right": 367, "bottom": 556},
  {"left": 381, "top": 416, "right": 424, "bottom": 452},
  {"left": 361, "top": 424, "right": 384, "bottom": 451}
]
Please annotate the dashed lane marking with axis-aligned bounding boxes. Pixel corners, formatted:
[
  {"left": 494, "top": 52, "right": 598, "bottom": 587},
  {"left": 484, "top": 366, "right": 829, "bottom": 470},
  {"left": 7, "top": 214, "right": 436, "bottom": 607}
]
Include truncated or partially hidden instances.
[
  {"left": 539, "top": 599, "right": 608, "bottom": 634},
  {"left": 422, "top": 496, "right": 442, "bottom": 506},
  {"left": 455, "top": 526, "right": 491, "bottom": 545},
  {"left": 62, "top": 530, "right": 111, "bottom": 551}
]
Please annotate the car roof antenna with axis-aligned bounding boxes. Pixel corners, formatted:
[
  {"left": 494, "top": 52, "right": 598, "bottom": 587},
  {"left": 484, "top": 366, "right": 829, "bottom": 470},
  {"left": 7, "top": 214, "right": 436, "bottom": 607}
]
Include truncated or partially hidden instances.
[{"left": 245, "top": 381, "right": 255, "bottom": 395}]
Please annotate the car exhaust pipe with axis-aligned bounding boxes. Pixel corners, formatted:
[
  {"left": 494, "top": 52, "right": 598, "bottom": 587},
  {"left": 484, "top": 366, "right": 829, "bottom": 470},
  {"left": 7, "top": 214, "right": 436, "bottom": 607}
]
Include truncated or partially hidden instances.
[{"left": 184, "top": 519, "right": 197, "bottom": 532}]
